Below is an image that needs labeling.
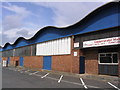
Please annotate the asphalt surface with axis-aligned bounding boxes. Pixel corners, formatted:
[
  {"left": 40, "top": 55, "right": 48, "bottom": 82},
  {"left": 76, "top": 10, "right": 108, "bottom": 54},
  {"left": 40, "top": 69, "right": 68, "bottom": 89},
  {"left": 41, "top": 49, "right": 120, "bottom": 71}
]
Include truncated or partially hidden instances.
[{"left": 2, "top": 67, "right": 120, "bottom": 89}]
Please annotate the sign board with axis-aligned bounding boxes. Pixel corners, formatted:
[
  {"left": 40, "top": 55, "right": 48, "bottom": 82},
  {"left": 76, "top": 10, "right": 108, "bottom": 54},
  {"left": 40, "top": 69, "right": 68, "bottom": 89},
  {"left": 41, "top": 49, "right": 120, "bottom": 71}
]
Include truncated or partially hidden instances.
[
  {"left": 74, "top": 52, "right": 77, "bottom": 56},
  {"left": 74, "top": 42, "right": 79, "bottom": 48},
  {"left": 83, "top": 37, "right": 120, "bottom": 48}
]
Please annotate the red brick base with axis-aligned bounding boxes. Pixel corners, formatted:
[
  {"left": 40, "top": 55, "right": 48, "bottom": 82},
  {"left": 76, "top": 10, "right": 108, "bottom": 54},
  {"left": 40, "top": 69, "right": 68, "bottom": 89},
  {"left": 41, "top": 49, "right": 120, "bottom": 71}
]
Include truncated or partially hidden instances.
[
  {"left": 24, "top": 56, "right": 43, "bottom": 69},
  {"left": 10, "top": 57, "right": 19, "bottom": 66}
]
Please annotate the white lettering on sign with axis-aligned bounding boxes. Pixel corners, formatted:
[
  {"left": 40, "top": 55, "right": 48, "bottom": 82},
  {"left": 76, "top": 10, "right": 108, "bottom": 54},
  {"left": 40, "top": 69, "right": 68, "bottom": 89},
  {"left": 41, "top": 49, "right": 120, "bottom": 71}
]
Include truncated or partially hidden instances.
[
  {"left": 83, "top": 37, "right": 120, "bottom": 48},
  {"left": 74, "top": 42, "right": 79, "bottom": 48}
]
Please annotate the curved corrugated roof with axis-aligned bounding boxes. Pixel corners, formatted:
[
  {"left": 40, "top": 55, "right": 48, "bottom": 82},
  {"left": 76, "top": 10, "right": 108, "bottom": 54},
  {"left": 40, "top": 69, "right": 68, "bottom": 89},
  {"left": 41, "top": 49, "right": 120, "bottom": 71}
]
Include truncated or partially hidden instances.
[{"left": 2, "top": 2, "right": 119, "bottom": 51}]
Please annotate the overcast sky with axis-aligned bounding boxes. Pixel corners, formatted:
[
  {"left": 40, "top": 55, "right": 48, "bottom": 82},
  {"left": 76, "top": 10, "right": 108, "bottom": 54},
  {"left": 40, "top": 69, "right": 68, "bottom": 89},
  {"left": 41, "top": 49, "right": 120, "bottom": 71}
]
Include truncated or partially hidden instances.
[{"left": 1, "top": 1, "right": 112, "bottom": 46}]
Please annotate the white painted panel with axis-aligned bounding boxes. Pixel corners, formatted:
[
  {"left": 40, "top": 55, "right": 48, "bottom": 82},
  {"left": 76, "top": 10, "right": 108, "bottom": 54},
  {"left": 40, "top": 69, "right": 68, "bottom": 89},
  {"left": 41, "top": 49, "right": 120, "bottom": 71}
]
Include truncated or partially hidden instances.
[
  {"left": 42, "top": 43, "right": 45, "bottom": 55},
  {"left": 45, "top": 42, "right": 47, "bottom": 55},
  {"left": 36, "top": 44, "right": 40, "bottom": 55},
  {"left": 68, "top": 37, "right": 71, "bottom": 54},
  {"left": 51, "top": 41, "right": 54, "bottom": 55},
  {"left": 56, "top": 39, "right": 59, "bottom": 55},
  {"left": 64, "top": 38, "right": 67, "bottom": 54},
  {"left": 40, "top": 43, "right": 43, "bottom": 55},
  {"left": 46, "top": 42, "right": 49, "bottom": 55},
  {"left": 65, "top": 38, "right": 68, "bottom": 54},
  {"left": 54, "top": 40, "right": 56, "bottom": 55},
  {"left": 54, "top": 40, "right": 57, "bottom": 55},
  {"left": 48, "top": 41, "right": 51, "bottom": 55},
  {"left": 61, "top": 38, "right": 65, "bottom": 54},
  {"left": 36, "top": 37, "right": 71, "bottom": 55},
  {"left": 59, "top": 38, "right": 62, "bottom": 54}
]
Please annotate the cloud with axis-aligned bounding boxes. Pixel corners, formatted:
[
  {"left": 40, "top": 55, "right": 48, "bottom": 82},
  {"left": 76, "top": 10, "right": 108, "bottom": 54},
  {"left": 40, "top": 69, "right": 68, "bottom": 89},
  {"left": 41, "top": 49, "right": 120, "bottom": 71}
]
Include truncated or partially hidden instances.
[
  {"left": 2, "top": 27, "right": 39, "bottom": 45},
  {"left": 2, "top": 3, "right": 31, "bottom": 17},
  {"left": 33, "top": 2, "right": 107, "bottom": 27},
  {"left": 2, "top": 2, "right": 38, "bottom": 46},
  {"left": 3, "top": 15, "right": 23, "bottom": 30},
  {"left": 1, "top": 0, "right": 116, "bottom": 2},
  {"left": 2, "top": 2, "right": 31, "bottom": 30}
]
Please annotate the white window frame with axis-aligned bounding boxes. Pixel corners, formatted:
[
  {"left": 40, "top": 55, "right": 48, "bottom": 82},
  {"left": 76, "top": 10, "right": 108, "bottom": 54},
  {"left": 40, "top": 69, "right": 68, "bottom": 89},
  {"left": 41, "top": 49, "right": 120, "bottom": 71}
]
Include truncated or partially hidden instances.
[{"left": 98, "top": 52, "right": 119, "bottom": 65}]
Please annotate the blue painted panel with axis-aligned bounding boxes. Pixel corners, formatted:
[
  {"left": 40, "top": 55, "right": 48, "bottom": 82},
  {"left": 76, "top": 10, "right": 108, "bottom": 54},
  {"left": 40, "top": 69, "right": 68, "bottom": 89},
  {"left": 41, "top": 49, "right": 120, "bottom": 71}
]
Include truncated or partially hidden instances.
[
  {"left": 20, "top": 57, "right": 24, "bottom": 66},
  {"left": 80, "top": 56, "right": 85, "bottom": 74},
  {"left": 43, "top": 56, "right": 52, "bottom": 70},
  {"left": 7, "top": 57, "right": 10, "bottom": 64}
]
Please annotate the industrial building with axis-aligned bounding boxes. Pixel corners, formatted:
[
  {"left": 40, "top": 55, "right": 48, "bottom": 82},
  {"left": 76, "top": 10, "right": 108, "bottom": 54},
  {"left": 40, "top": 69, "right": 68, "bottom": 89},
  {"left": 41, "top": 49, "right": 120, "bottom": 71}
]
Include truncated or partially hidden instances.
[{"left": 0, "top": 2, "right": 120, "bottom": 76}]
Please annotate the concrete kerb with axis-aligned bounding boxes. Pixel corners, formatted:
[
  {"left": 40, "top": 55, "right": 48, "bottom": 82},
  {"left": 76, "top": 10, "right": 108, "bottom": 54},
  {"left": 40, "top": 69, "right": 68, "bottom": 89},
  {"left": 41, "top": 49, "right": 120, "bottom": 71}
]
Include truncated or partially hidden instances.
[
  {"left": 79, "top": 74, "right": 120, "bottom": 82},
  {"left": 40, "top": 70, "right": 119, "bottom": 82},
  {"left": 9, "top": 66, "right": 119, "bottom": 82}
]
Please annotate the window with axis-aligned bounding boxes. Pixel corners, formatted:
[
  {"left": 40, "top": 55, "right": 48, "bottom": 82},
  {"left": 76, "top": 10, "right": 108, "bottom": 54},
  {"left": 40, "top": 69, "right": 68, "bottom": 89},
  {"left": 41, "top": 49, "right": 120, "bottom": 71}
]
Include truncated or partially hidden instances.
[{"left": 99, "top": 52, "right": 118, "bottom": 64}]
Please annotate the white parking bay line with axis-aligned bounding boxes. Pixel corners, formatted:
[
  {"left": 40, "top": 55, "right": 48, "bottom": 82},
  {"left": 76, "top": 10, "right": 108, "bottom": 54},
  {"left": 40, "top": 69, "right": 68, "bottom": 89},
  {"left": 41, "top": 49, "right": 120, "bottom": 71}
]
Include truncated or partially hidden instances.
[
  {"left": 29, "top": 71, "right": 39, "bottom": 75},
  {"left": 24, "top": 70, "right": 30, "bottom": 73},
  {"left": 17, "top": 69, "right": 21, "bottom": 71},
  {"left": 20, "top": 71, "right": 23, "bottom": 73},
  {"left": 41, "top": 73, "right": 49, "bottom": 78},
  {"left": 108, "top": 82, "right": 120, "bottom": 90},
  {"left": 80, "top": 78, "right": 88, "bottom": 89},
  {"left": 8, "top": 68, "right": 14, "bottom": 70},
  {"left": 58, "top": 75, "right": 63, "bottom": 83}
]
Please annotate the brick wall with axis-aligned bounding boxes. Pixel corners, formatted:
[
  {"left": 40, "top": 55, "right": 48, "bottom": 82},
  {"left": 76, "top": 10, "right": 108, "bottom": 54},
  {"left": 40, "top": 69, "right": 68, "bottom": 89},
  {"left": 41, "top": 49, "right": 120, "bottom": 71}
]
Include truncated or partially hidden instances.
[
  {"left": 71, "top": 49, "right": 81, "bottom": 73},
  {"left": 51, "top": 50, "right": 81, "bottom": 73},
  {"left": 52, "top": 55, "right": 72, "bottom": 72},
  {"left": 2, "top": 57, "right": 7, "bottom": 61},
  {"left": 10, "top": 57, "right": 19, "bottom": 66},
  {"left": 84, "top": 49, "right": 98, "bottom": 74},
  {"left": 24, "top": 56, "right": 43, "bottom": 69}
]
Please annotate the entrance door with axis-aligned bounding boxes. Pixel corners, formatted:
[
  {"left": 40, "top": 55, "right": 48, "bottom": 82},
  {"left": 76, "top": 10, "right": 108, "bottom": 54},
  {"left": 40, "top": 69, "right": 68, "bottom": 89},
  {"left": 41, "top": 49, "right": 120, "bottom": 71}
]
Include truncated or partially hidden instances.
[
  {"left": 15, "top": 61, "right": 19, "bottom": 67},
  {"left": 0, "top": 58, "right": 1, "bottom": 63},
  {"left": 80, "top": 56, "right": 85, "bottom": 74},
  {"left": 43, "top": 56, "right": 52, "bottom": 70},
  {"left": 7, "top": 57, "right": 10, "bottom": 66},
  {"left": 20, "top": 57, "right": 24, "bottom": 66}
]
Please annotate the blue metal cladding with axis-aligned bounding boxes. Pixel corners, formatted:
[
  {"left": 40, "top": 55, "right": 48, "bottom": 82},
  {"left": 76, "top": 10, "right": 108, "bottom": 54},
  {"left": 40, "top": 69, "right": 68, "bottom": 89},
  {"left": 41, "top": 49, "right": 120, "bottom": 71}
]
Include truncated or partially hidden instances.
[
  {"left": 2, "top": 43, "right": 13, "bottom": 51},
  {"left": 2, "top": 2, "right": 119, "bottom": 51},
  {"left": 7, "top": 57, "right": 10, "bottom": 64},
  {"left": 20, "top": 57, "right": 24, "bottom": 66},
  {"left": 43, "top": 56, "right": 52, "bottom": 70},
  {"left": 80, "top": 56, "right": 85, "bottom": 74},
  {"left": 14, "top": 39, "right": 29, "bottom": 48}
]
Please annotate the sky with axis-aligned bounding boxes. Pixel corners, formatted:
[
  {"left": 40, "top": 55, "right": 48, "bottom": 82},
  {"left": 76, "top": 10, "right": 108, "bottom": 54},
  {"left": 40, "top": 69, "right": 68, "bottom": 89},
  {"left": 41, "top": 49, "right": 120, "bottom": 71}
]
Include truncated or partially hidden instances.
[{"left": 1, "top": 1, "right": 113, "bottom": 46}]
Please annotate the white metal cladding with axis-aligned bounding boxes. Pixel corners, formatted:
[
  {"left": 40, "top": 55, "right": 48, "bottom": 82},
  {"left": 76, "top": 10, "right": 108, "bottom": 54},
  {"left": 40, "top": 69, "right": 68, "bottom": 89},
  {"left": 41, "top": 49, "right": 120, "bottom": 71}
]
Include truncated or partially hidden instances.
[{"left": 36, "top": 37, "right": 71, "bottom": 55}]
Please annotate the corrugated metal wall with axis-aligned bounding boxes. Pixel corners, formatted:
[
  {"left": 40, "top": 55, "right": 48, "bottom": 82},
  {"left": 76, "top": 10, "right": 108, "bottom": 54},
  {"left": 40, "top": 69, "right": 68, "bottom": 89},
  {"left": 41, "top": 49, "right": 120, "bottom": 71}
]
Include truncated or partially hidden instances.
[
  {"left": 2, "top": 50, "right": 13, "bottom": 57},
  {"left": 36, "top": 37, "right": 71, "bottom": 55},
  {"left": 14, "top": 44, "right": 36, "bottom": 56},
  {"left": 2, "top": 44, "right": 36, "bottom": 57}
]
